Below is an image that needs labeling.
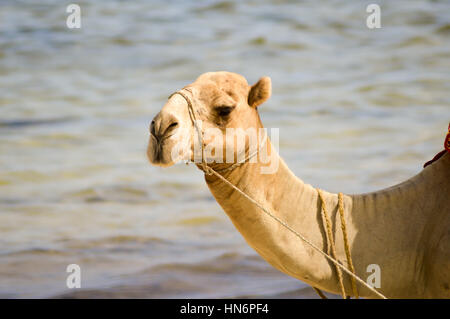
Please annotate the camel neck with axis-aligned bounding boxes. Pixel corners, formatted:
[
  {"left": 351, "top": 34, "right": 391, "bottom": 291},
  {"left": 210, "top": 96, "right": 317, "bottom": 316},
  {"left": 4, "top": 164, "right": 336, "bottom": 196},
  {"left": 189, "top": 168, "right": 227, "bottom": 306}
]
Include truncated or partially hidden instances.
[
  {"left": 203, "top": 140, "right": 346, "bottom": 293},
  {"left": 204, "top": 139, "right": 321, "bottom": 221},
  {"left": 204, "top": 146, "right": 450, "bottom": 298}
]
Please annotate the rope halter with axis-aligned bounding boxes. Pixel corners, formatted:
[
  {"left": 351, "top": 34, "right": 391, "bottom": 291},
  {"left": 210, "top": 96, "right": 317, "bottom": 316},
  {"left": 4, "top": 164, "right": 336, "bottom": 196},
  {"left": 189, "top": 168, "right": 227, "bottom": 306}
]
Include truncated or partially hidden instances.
[{"left": 168, "top": 88, "right": 267, "bottom": 175}]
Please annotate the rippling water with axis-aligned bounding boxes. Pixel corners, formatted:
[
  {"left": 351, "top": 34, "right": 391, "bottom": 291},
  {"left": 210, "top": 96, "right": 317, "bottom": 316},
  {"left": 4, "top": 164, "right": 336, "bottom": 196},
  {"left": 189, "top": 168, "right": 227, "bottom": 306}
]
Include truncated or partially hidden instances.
[{"left": 0, "top": 0, "right": 449, "bottom": 298}]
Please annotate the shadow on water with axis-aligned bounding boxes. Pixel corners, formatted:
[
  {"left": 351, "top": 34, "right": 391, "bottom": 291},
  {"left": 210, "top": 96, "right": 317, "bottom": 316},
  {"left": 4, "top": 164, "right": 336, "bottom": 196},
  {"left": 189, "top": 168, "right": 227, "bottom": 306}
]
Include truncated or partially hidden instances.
[{"left": 0, "top": 117, "right": 77, "bottom": 129}]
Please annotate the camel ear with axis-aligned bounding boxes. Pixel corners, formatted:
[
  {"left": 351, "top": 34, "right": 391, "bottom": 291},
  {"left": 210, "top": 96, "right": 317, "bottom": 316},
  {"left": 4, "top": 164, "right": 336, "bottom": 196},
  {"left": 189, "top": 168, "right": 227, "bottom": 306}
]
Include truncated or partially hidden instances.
[{"left": 248, "top": 77, "right": 271, "bottom": 108}]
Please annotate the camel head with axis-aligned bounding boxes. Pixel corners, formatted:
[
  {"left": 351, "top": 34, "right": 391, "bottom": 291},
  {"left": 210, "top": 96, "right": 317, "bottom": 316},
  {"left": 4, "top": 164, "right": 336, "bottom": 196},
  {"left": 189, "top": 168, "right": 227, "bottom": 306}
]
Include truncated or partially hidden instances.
[{"left": 147, "top": 71, "right": 272, "bottom": 167}]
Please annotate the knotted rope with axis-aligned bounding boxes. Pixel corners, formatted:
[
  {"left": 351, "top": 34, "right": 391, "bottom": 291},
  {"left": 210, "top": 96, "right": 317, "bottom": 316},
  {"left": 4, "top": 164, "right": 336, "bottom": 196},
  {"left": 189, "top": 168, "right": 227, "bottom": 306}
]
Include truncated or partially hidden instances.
[
  {"left": 317, "top": 189, "right": 346, "bottom": 298},
  {"left": 338, "top": 192, "right": 359, "bottom": 298},
  {"left": 315, "top": 190, "right": 359, "bottom": 299},
  {"left": 168, "top": 89, "right": 387, "bottom": 299}
]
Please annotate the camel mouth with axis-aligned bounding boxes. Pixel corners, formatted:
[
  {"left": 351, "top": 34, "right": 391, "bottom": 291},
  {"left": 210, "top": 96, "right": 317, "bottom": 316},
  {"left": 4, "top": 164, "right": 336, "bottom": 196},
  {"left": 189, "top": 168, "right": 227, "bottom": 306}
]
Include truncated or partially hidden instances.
[
  {"left": 148, "top": 126, "right": 193, "bottom": 168},
  {"left": 147, "top": 135, "right": 177, "bottom": 167}
]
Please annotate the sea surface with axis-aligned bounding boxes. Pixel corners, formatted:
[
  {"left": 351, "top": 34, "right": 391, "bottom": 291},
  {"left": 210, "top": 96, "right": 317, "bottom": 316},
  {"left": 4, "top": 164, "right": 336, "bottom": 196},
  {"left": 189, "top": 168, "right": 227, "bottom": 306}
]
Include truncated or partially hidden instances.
[{"left": 0, "top": 0, "right": 449, "bottom": 298}]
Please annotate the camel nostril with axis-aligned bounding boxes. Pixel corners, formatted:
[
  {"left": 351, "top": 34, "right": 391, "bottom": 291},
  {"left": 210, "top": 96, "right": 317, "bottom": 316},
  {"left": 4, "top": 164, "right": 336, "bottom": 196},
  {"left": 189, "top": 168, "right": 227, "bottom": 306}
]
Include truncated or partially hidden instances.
[
  {"left": 150, "top": 121, "right": 156, "bottom": 136},
  {"left": 151, "top": 113, "right": 179, "bottom": 141},
  {"left": 159, "top": 122, "right": 178, "bottom": 138},
  {"left": 162, "top": 121, "right": 179, "bottom": 137}
]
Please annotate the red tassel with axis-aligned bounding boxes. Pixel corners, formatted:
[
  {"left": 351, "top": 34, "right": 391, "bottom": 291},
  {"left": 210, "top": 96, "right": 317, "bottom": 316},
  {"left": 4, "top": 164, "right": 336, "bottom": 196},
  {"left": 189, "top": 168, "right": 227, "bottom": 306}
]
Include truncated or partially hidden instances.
[
  {"left": 445, "top": 123, "right": 450, "bottom": 152},
  {"left": 423, "top": 122, "right": 450, "bottom": 168}
]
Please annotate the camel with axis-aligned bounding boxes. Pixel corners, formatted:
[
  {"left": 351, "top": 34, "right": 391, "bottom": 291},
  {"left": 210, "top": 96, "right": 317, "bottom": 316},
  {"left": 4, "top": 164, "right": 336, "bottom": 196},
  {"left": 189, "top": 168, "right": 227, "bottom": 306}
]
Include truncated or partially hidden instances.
[{"left": 147, "top": 71, "right": 450, "bottom": 299}]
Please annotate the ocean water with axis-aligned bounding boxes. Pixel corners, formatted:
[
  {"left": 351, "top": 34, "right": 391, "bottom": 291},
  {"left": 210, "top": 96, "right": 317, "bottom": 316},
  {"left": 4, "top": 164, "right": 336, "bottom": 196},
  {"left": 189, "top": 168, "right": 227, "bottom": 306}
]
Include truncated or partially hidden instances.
[{"left": 0, "top": 0, "right": 449, "bottom": 298}]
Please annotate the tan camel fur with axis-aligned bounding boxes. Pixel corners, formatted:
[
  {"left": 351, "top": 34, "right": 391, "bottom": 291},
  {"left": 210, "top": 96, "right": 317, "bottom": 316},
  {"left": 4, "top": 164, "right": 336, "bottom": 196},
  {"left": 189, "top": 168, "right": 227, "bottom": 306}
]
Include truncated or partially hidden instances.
[{"left": 147, "top": 71, "right": 450, "bottom": 298}]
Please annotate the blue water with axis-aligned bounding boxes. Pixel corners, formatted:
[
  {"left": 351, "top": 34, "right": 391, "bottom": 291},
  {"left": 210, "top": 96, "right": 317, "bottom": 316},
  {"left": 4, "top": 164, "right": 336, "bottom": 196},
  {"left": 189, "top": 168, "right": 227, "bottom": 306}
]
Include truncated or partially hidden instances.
[{"left": 0, "top": 0, "right": 449, "bottom": 298}]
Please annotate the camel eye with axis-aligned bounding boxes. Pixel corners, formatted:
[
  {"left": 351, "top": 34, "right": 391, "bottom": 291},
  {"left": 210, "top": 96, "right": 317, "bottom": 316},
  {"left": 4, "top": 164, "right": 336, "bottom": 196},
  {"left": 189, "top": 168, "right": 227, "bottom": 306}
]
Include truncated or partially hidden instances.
[{"left": 216, "top": 106, "right": 234, "bottom": 117}]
